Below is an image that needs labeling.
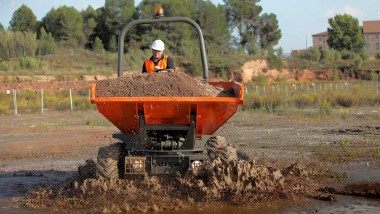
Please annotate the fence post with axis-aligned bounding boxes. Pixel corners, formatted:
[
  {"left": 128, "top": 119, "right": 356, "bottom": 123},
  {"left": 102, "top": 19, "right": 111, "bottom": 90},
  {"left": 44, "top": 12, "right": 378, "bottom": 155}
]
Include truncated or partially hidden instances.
[
  {"left": 13, "top": 89, "right": 17, "bottom": 115},
  {"left": 285, "top": 84, "right": 288, "bottom": 97},
  {"left": 41, "top": 89, "right": 44, "bottom": 113},
  {"left": 70, "top": 89, "right": 73, "bottom": 111}
]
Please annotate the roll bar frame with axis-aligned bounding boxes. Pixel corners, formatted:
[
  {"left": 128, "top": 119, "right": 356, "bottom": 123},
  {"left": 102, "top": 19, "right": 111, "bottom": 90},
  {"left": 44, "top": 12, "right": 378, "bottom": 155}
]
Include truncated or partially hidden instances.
[{"left": 117, "top": 17, "right": 209, "bottom": 81}]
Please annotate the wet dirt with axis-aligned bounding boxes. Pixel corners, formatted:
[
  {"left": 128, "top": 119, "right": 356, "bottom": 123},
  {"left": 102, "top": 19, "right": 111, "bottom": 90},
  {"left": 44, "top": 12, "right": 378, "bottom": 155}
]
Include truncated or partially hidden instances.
[{"left": 0, "top": 110, "right": 379, "bottom": 213}]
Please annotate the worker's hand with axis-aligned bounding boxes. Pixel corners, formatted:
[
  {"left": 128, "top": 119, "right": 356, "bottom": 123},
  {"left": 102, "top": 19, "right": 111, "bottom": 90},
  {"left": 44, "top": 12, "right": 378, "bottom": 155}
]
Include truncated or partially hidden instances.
[
  {"left": 155, "top": 68, "right": 172, "bottom": 73},
  {"left": 154, "top": 66, "right": 161, "bottom": 72}
]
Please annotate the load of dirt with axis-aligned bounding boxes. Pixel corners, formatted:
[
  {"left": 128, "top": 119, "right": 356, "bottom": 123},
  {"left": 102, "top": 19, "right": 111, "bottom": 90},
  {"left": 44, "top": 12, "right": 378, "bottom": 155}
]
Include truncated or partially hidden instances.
[
  {"left": 13, "top": 159, "right": 329, "bottom": 213},
  {"left": 95, "top": 72, "right": 234, "bottom": 97}
]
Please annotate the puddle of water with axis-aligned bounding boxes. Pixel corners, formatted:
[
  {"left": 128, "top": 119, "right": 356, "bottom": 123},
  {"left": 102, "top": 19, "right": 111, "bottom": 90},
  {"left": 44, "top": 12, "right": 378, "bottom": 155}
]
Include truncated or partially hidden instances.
[
  {"left": 0, "top": 198, "right": 49, "bottom": 214},
  {"left": 1, "top": 194, "right": 379, "bottom": 214},
  {"left": 288, "top": 195, "right": 380, "bottom": 213}
]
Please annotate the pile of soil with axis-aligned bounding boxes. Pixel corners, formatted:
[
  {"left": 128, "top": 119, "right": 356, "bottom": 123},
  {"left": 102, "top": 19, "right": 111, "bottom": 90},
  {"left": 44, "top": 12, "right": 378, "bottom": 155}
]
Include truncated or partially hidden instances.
[
  {"left": 95, "top": 72, "right": 233, "bottom": 97},
  {"left": 14, "top": 159, "right": 329, "bottom": 213}
]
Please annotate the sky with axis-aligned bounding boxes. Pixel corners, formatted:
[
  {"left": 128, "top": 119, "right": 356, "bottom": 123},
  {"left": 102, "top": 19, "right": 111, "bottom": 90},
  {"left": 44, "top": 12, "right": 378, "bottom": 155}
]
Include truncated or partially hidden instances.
[{"left": 1, "top": 0, "right": 379, "bottom": 53}]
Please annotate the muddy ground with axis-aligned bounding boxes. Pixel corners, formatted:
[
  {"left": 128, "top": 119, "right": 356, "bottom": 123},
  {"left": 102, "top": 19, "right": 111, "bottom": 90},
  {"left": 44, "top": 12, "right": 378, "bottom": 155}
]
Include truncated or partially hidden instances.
[{"left": 0, "top": 107, "right": 379, "bottom": 213}]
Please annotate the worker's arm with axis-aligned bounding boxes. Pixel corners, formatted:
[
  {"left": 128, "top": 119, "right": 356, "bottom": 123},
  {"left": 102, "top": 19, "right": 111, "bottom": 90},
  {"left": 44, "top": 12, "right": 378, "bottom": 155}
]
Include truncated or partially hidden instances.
[
  {"left": 142, "top": 63, "right": 147, "bottom": 73},
  {"left": 166, "top": 56, "right": 175, "bottom": 72}
]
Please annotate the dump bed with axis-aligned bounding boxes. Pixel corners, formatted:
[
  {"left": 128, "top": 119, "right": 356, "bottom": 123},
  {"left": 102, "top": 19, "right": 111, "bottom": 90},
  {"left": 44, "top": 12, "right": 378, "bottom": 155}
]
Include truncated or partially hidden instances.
[{"left": 90, "top": 81, "right": 243, "bottom": 138}]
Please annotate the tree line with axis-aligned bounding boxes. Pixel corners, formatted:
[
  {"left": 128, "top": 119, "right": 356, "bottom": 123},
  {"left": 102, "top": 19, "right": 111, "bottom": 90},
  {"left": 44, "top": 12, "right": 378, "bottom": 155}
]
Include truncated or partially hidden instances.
[{"left": 1, "top": 0, "right": 281, "bottom": 60}]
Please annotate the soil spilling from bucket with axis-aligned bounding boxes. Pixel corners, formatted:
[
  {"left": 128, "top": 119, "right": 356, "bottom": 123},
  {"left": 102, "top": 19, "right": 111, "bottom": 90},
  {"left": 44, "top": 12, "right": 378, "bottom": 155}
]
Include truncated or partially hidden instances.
[
  {"left": 95, "top": 72, "right": 234, "bottom": 97},
  {"left": 13, "top": 159, "right": 331, "bottom": 213}
]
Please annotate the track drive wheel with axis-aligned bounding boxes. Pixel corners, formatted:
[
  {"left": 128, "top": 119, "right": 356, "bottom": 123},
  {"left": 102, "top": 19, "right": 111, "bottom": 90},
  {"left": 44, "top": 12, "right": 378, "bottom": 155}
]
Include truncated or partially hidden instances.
[
  {"left": 206, "top": 136, "right": 237, "bottom": 162},
  {"left": 96, "top": 143, "right": 121, "bottom": 179}
]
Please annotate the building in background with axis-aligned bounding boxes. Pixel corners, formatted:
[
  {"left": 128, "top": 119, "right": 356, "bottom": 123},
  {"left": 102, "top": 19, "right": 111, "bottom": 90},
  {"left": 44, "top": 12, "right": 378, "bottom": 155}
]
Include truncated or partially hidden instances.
[
  {"left": 312, "top": 20, "right": 380, "bottom": 54},
  {"left": 363, "top": 21, "right": 380, "bottom": 54}
]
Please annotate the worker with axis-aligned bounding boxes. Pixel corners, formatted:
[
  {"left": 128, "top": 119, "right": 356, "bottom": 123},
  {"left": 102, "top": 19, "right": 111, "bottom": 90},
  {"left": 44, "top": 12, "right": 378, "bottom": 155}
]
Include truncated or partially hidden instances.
[{"left": 142, "top": 39, "right": 175, "bottom": 73}]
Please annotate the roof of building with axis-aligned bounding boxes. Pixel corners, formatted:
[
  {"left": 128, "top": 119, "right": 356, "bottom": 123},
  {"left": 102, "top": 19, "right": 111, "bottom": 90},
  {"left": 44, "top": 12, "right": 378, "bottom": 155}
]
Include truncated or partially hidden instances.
[
  {"left": 312, "top": 31, "right": 328, "bottom": 36},
  {"left": 363, "top": 20, "right": 380, "bottom": 33},
  {"left": 291, "top": 49, "right": 308, "bottom": 57}
]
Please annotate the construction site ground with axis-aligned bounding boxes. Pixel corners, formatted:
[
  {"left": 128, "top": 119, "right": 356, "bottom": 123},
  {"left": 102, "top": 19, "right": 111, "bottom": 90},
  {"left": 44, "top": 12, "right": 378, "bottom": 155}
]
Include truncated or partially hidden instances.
[{"left": 0, "top": 108, "right": 379, "bottom": 213}]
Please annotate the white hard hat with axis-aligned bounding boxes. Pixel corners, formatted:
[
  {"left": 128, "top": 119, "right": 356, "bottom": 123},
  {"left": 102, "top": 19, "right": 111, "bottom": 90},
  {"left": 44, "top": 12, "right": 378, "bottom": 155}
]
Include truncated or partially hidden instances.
[{"left": 151, "top": 39, "right": 165, "bottom": 51}]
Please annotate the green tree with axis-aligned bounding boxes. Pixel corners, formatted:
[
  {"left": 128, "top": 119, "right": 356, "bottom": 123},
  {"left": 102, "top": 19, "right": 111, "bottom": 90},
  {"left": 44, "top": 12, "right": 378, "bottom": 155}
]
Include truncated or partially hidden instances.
[
  {"left": 43, "top": 6, "right": 85, "bottom": 47},
  {"left": 135, "top": 0, "right": 198, "bottom": 55},
  {"left": 81, "top": 6, "right": 98, "bottom": 47},
  {"left": 93, "top": 36, "right": 104, "bottom": 52},
  {"left": 0, "top": 23, "right": 4, "bottom": 31},
  {"left": 224, "top": 0, "right": 262, "bottom": 53},
  {"left": 276, "top": 47, "right": 283, "bottom": 58},
  {"left": 36, "top": 27, "right": 57, "bottom": 55},
  {"left": 9, "top": 4, "right": 37, "bottom": 32},
  {"left": 327, "top": 14, "right": 365, "bottom": 53},
  {"left": 0, "top": 31, "right": 36, "bottom": 60},
  {"left": 108, "top": 35, "right": 117, "bottom": 52},
  {"left": 196, "top": 1, "right": 230, "bottom": 55},
  {"left": 96, "top": 0, "right": 137, "bottom": 50},
  {"left": 258, "top": 13, "right": 281, "bottom": 50}
]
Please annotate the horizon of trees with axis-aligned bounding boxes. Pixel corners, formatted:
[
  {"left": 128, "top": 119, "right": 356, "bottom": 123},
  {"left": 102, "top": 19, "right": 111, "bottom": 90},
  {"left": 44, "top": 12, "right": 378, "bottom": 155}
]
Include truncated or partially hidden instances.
[{"left": 2, "top": 0, "right": 282, "bottom": 57}]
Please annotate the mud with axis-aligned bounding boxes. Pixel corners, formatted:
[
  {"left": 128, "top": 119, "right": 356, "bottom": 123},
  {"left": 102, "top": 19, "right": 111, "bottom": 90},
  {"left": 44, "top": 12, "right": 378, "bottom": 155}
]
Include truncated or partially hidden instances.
[
  {"left": 95, "top": 72, "right": 232, "bottom": 97},
  {"left": 13, "top": 159, "right": 328, "bottom": 213}
]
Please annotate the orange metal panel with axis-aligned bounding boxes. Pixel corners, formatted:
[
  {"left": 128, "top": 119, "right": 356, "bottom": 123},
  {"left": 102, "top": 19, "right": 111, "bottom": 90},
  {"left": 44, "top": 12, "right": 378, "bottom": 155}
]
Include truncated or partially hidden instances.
[
  {"left": 90, "top": 81, "right": 244, "bottom": 136},
  {"left": 144, "top": 102, "right": 190, "bottom": 124}
]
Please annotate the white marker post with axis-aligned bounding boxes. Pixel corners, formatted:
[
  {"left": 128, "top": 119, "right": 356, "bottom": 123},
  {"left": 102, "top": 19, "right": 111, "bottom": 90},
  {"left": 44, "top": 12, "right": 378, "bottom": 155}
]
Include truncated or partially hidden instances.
[
  {"left": 41, "top": 89, "right": 44, "bottom": 113},
  {"left": 69, "top": 89, "right": 73, "bottom": 111},
  {"left": 12, "top": 89, "right": 17, "bottom": 115}
]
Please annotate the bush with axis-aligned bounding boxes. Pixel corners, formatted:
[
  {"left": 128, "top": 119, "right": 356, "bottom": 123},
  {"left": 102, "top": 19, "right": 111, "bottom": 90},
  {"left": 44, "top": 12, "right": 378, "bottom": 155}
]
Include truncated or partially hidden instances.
[
  {"left": 320, "top": 48, "right": 334, "bottom": 62},
  {"left": 0, "top": 30, "right": 36, "bottom": 60},
  {"left": 263, "top": 95, "right": 282, "bottom": 112},
  {"left": 291, "top": 94, "right": 314, "bottom": 109},
  {"left": 340, "top": 50, "right": 356, "bottom": 60},
  {"left": 297, "top": 48, "right": 320, "bottom": 61},
  {"left": 19, "top": 56, "right": 42, "bottom": 69},
  {"left": 369, "top": 71, "right": 379, "bottom": 81},
  {"left": 268, "top": 54, "right": 283, "bottom": 70},
  {"left": 376, "top": 51, "right": 380, "bottom": 59},
  {"left": 36, "top": 27, "right": 56, "bottom": 56},
  {"left": 254, "top": 74, "right": 267, "bottom": 85},
  {"left": 333, "top": 50, "right": 342, "bottom": 60},
  {"left": 242, "top": 94, "right": 263, "bottom": 110},
  {"left": 334, "top": 94, "right": 357, "bottom": 108},
  {"left": 354, "top": 56, "right": 363, "bottom": 69},
  {"left": 318, "top": 99, "right": 332, "bottom": 117},
  {"left": 92, "top": 36, "right": 104, "bottom": 53}
]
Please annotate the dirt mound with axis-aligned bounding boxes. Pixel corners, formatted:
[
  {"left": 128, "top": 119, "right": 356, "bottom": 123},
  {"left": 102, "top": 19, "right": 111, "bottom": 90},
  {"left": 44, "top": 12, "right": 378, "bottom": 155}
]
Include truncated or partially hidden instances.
[
  {"left": 240, "top": 60, "right": 319, "bottom": 83},
  {"left": 14, "top": 159, "right": 326, "bottom": 213},
  {"left": 95, "top": 72, "right": 233, "bottom": 97}
]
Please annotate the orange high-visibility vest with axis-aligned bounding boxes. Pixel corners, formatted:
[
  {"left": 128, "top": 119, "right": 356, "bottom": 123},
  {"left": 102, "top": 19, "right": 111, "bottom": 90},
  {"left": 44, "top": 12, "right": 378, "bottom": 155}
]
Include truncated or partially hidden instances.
[{"left": 144, "top": 55, "right": 168, "bottom": 73}]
